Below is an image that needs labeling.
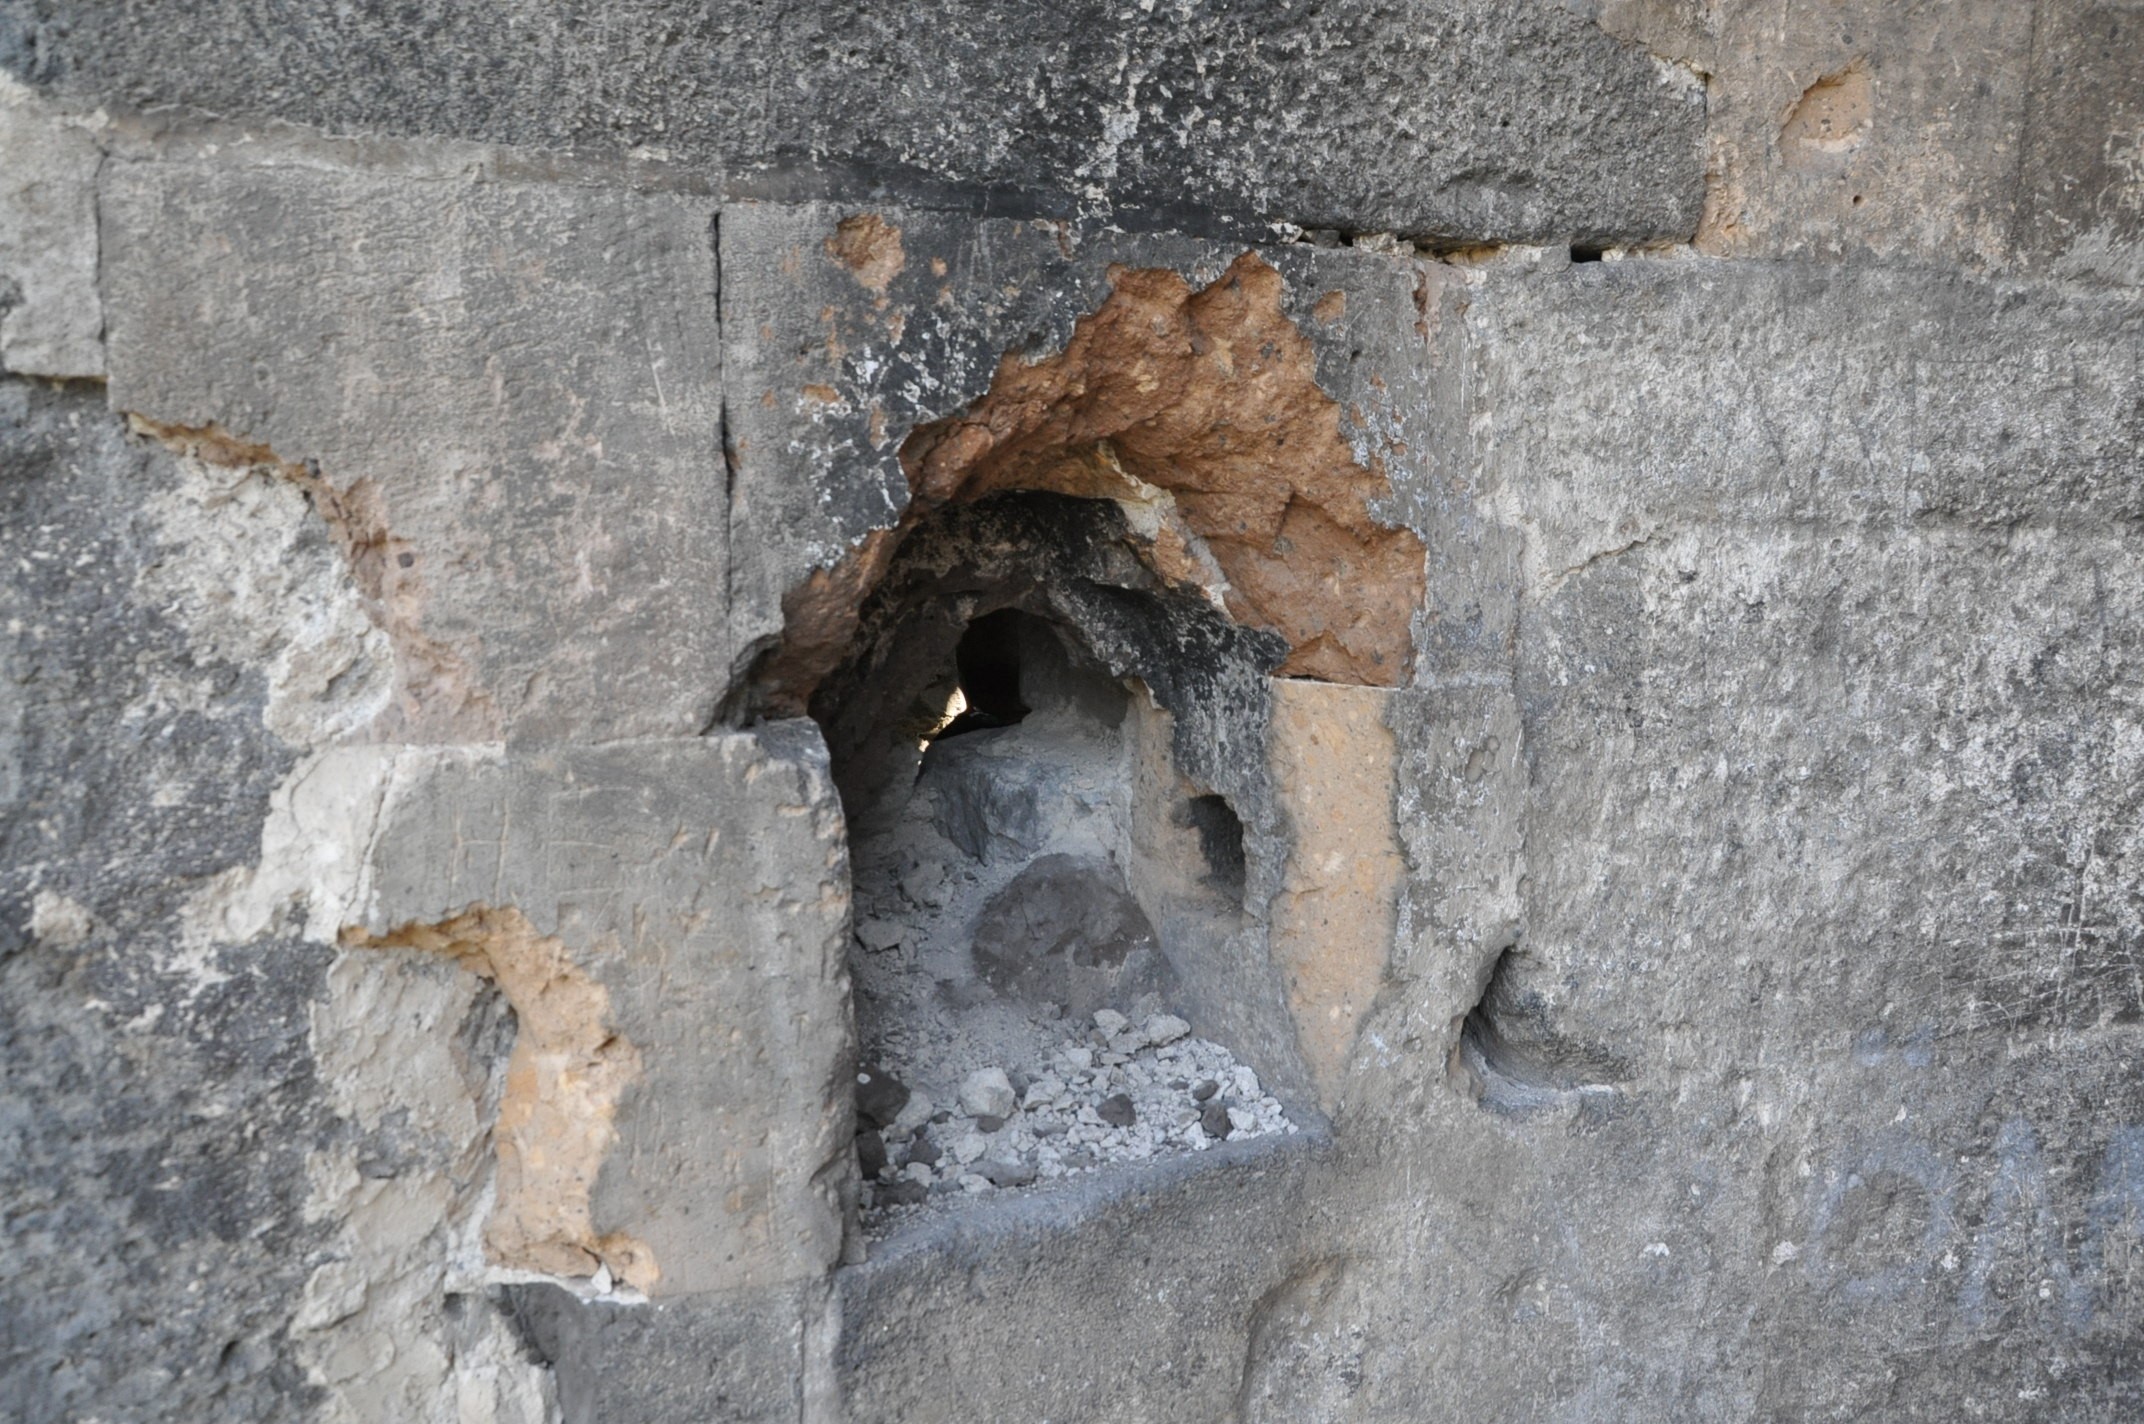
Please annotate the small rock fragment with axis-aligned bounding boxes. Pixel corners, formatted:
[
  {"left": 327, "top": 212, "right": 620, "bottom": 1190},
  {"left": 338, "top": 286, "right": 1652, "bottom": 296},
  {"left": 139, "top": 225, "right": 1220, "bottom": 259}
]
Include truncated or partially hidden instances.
[
  {"left": 959, "top": 1067, "right": 1018, "bottom": 1119},
  {"left": 1200, "top": 1102, "right": 1233, "bottom": 1139},
  {"left": 856, "top": 1130, "right": 889, "bottom": 1177},
  {"left": 1092, "top": 1008, "right": 1130, "bottom": 1038},
  {"left": 856, "top": 1069, "right": 910, "bottom": 1130},
  {"left": 1097, "top": 1093, "right": 1137, "bottom": 1128},
  {"left": 1143, "top": 1013, "right": 1191, "bottom": 1046},
  {"left": 906, "top": 1133, "right": 941, "bottom": 1167},
  {"left": 1227, "top": 1106, "right": 1257, "bottom": 1135},
  {"left": 975, "top": 1113, "right": 1006, "bottom": 1133},
  {"left": 977, "top": 1158, "right": 1038, "bottom": 1188},
  {"left": 1192, "top": 1079, "right": 1220, "bottom": 1102},
  {"left": 889, "top": 1091, "right": 934, "bottom": 1139},
  {"left": 881, "top": 1179, "right": 929, "bottom": 1206}
]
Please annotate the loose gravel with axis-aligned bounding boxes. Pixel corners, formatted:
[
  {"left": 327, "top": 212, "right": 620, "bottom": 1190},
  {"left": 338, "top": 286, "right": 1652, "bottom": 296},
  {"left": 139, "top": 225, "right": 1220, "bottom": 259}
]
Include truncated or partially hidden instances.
[{"left": 859, "top": 1010, "right": 1296, "bottom": 1219}]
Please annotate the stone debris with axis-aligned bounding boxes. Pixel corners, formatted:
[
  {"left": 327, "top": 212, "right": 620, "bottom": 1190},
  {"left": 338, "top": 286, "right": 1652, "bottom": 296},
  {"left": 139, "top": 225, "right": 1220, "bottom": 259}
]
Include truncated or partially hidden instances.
[
  {"left": 1200, "top": 1102, "right": 1233, "bottom": 1140},
  {"left": 859, "top": 1012, "right": 1295, "bottom": 1218},
  {"left": 856, "top": 1068, "right": 910, "bottom": 1130},
  {"left": 958, "top": 1066, "right": 1018, "bottom": 1119}
]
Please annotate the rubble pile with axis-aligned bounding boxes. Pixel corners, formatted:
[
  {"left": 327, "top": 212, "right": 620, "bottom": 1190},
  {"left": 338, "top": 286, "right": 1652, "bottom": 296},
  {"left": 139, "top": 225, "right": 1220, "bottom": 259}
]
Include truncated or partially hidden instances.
[{"left": 855, "top": 1010, "right": 1295, "bottom": 1216}]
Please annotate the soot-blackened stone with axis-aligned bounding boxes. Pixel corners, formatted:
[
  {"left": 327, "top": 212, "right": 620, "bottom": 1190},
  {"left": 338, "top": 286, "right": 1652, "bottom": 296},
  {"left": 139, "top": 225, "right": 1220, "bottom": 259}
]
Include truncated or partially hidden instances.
[{"left": 856, "top": 1069, "right": 910, "bottom": 1130}]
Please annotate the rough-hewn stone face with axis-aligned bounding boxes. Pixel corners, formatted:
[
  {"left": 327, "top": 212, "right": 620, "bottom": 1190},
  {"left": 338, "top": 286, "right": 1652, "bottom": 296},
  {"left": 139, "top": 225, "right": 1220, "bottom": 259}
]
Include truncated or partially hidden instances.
[
  {"left": 1267, "top": 681, "right": 1403, "bottom": 1110},
  {"left": 0, "top": 82, "right": 101, "bottom": 378},
  {"left": 0, "top": 0, "right": 1704, "bottom": 243},
  {"left": 100, "top": 157, "right": 726, "bottom": 744},
  {"left": 4, "top": 4, "right": 2143, "bottom": 1422},
  {"left": 352, "top": 734, "right": 854, "bottom": 1300}
]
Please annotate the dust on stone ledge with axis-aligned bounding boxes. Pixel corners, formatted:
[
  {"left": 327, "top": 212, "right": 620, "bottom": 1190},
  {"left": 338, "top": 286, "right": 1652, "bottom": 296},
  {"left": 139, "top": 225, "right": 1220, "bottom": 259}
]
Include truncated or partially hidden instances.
[
  {"left": 125, "top": 413, "right": 501, "bottom": 740},
  {"left": 339, "top": 906, "right": 655, "bottom": 1292},
  {"left": 755, "top": 251, "right": 1427, "bottom": 710}
]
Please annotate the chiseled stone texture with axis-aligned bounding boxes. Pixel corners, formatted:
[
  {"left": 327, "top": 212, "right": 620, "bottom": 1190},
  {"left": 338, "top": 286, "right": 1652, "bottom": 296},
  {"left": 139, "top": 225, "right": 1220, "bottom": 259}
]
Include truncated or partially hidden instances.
[
  {"left": 100, "top": 156, "right": 726, "bottom": 744},
  {"left": 1403, "top": 253, "right": 2144, "bottom": 1420},
  {"left": 1, "top": 0, "right": 1703, "bottom": 244},
  {"left": 3, "top": 6, "right": 2143, "bottom": 1421},
  {"left": 352, "top": 731, "right": 855, "bottom": 1300},
  {"left": 1602, "top": 0, "right": 2144, "bottom": 282},
  {"left": 1266, "top": 679, "right": 1404, "bottom": 1111},
  {"left": 0, "top": 79, "right": 102, "bottom": 377}
]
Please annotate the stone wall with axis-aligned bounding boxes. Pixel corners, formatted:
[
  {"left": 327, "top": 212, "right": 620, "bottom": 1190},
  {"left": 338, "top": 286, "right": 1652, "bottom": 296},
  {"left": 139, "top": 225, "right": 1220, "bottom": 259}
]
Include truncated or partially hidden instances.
[{"left": 1, "top": 5, "right": 2139, "bottom": 1421}]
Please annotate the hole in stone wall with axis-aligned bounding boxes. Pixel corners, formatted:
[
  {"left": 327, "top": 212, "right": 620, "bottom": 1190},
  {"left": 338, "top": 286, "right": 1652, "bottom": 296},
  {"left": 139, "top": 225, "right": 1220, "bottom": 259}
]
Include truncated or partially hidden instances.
[
  {"left": 802, "top": 491, "right": 1312, "bottom": 1228},
  {"left": 738, "top": 250, "right": 1437, "bottom": 1233},
  {"left": 936, "top": 608, "right": 1030, "bottom": 739},
  {"left": 1182, "top": 793, "right": 1247, "bottom": 901},
  {"left": 1455, "top": 946, "right": 1628, "bottom": 1119}
]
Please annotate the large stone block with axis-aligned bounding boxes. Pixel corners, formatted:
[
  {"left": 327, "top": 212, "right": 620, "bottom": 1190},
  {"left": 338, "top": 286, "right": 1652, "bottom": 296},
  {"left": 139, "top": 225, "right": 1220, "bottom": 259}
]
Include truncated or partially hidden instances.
[
  {"left": 0, "top": 81, "right": 102, "bottom": 378},
  {"left": 1457, "top": 257, "right": 2144, "bottom": 593},
  {"left": 1388, "top": 253, "right": 2144, "bottom": 1416},
  {"left": 339, "top": 729, "right": 852, "bottom": 1299},
  {"left": 100, "top": 157, "right": 726, "bottom": 743},
  {"left": 1605, "top": 0, "right": 2036, "bottom": 268},
  {"left": 6, "top": 1, "right": 1704, "bottom": 243}
]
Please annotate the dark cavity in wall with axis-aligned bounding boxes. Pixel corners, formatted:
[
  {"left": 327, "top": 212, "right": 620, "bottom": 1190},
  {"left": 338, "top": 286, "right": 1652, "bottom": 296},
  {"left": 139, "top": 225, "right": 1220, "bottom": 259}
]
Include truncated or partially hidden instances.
[
  {"left": 1455, "top": 946, "right": 1629, "bottom": 1117},
  {"left": 784, "top": 491, "right": 1319, "bottom": 1224}
]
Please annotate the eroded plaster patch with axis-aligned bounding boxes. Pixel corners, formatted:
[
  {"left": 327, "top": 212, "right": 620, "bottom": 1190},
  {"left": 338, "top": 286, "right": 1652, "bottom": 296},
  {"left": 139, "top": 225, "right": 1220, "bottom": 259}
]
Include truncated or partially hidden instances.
[
  {"left": 128, "top": 415, "right": 501, "bottom": 740},
  {"left": 342, "top": 906, "right": 656, "bottom": 1292}
]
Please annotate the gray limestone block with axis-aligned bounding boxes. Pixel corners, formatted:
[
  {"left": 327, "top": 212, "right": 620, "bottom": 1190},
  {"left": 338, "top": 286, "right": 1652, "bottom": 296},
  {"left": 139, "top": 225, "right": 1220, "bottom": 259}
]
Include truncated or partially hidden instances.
[
  {"left": 2018, "top": 2, "right": 2144, "bottom": 284},
  {"left": 505, "top": 1280, "right": 822, "bottom": 1424},
  {"left": 99, "top": 155, "right": 726, "bottom": 743},
  {"left": 1453, "top": 255, "right": 2144, "bottom": 1085},
  {"left": 3, "top": 1, "right": 1705, "bottom": 243},
  {"left": 523, "top": 1131, "right": 1334, "bottom": 1423},
  {"left": 0, "top": 84, "right": 102, "bottom": 378},
  {"left": 357, "top": 728, "right": 854, "bottom": 1298},
  {"left": 1455, "top": 258, "right": 2144, "bottom": 595}
]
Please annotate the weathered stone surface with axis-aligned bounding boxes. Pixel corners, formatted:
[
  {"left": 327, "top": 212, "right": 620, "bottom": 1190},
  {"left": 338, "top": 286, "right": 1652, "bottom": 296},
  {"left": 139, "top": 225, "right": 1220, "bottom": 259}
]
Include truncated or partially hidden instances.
[
  {"left": 506, "top": 1279, "right": 827, "bottom": 1424},
  {"left": 525, "top": 1134, "right": 1333, "bottom": 1424},
  {"left": 1266, "top": 680, "right": 1404, "bottom": 1112},
  {"left": 0, "top": 81, "right": 101, "bottom": 377},
  {"left": 1604, "top": 0, "right": 2144, "bottom": 281},
  {"left": 2016, "top": 1, "right": 2144, "bottom": 283},
  {"left": 100, "top": 156, "right": 725, "bottom": 743},
  {"left": 350, "top": 731, "right": 854, "bottom": 1299},
  {"left": 2, "top": 1, "right": 1703, "bottom": 243},
  {"left": 722, "top": 201, "right": 1435, "bottom": 705},
  {"left": 1368, "top": 252, "right": 2144, "bottom": 1419},
  {"left": 0, "top": 378, "right": 545, "bottom": 1424},
  {"left": 6, "top": 5, "right": 2144, "bottom": 1421}
]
